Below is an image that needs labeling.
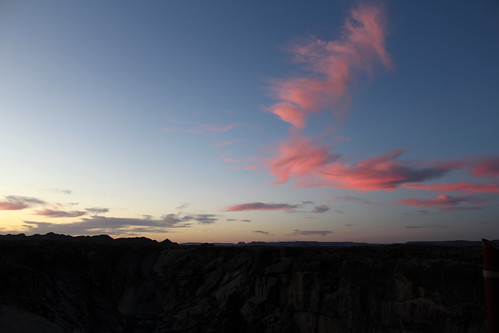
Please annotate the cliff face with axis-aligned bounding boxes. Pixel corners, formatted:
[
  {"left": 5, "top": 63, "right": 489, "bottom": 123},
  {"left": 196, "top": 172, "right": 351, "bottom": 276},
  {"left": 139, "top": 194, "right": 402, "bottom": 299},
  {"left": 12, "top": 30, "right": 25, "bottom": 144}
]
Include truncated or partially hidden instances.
[{"left": 0, "top": 235, "right": 486, "bottom": 332}]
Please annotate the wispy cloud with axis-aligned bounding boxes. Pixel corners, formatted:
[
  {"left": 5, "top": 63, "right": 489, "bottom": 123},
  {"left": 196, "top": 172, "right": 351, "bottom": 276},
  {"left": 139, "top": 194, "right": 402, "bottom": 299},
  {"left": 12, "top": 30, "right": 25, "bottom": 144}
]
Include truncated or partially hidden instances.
[
  {"left": 403, "top": 181, "right": 499, "bottom": 193},
  {"left": 405, "top": 224, "right": 447, "bottom": 229},
  {"left": 261, "top": 4, "right": 499, "bottom": 197},
  {"left": 268, "top": 140, "right": 449, "bottom": 191},
  {"left": 0, "top": 195, "right": 46, "bottom": 210},
  {"left": 394, "top": 193, "right": 485, "bottom": 210},
  {"left": 186, "top": 214, "right": 218, "bottom": 224},
  {"left": 224, "top": 201, "right": 330, "bottom": 214},
  {"left": 216, "top": 140, "right": 241, "bottom": 148},
  {"left": 203, "top": 123, "right": 240, "bottom": 132},
  {"left": 224, "top": 202, "right": 298, "bottom": 212},
  {"left": 438, "top": 155, "right": 499, "bottom": 179},
  {"left": 471, "top": 156, "right": 499, "bottom": 178},
  {"left": 267, "top": 132, "right": 340, "bottom": 184},
  {"left": 313, "top": 205, "right": 330, "bottom": 213},
  {"left": 42, "top": 188, "right": 72, "bottom": 195},
  {"left": 188, "top": 123, "right": 240, "bottom": 135},
  {"left": 0, "top": 202, "right": 28, "bottom": 210},
  {"left": 253, "top": 230, "right": 270, "bottom": 235},
  {"left": 176, "top": 202, "right": 190, "bottom": 210},
  {"left": 35, "top": 209, "right": 87, "bottom": 218},
  {"left": 292, "top": 229, "right": 334, "bottom": 236},
  {"left": 335, "top": 194, "right": 371, "bottom": 204},
  {"left": 266, "top": 4, "right": 391, "bottom": 128},
  {"left": 23, "top": 212, "right": 220, "bottom": 236},
  {"left": 85, "top": 207, "right": 109, "bottom": 214}
]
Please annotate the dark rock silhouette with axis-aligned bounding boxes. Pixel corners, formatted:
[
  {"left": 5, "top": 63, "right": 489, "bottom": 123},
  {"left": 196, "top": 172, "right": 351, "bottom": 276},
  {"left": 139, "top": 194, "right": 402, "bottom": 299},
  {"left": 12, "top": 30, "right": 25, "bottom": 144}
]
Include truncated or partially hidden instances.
[{"left": 0, "top": 233, "right": 487, "bottom": 332}]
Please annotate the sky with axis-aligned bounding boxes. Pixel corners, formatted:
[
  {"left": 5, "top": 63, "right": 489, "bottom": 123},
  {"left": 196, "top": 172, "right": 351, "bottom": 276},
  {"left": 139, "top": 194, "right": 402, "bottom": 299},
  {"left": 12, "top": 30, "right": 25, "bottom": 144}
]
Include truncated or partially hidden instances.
[{"left": 1, "top": 1, "right": 498, "bottom": 243}]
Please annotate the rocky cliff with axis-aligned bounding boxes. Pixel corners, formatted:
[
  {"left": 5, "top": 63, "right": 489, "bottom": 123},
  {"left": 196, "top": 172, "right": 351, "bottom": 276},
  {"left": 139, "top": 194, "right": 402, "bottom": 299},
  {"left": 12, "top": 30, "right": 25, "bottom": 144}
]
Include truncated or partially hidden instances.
[{"left": 0, "top": 234, "right": 487, "bottom": 332}]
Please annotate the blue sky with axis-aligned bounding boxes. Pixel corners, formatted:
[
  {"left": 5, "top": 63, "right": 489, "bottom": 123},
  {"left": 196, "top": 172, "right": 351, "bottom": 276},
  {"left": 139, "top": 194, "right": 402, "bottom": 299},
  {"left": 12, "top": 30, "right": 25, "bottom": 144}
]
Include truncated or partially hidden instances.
[{"left": 1, "top": 1, "right": 498, "bottom": 242}]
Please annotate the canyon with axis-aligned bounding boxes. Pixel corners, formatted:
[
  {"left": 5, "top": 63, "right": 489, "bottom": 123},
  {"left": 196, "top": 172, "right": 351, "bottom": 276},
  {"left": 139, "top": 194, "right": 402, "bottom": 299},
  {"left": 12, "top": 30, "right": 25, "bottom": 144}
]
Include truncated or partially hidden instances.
[{"left": 0, "top": 234, "right": 487, "bottom": 332}]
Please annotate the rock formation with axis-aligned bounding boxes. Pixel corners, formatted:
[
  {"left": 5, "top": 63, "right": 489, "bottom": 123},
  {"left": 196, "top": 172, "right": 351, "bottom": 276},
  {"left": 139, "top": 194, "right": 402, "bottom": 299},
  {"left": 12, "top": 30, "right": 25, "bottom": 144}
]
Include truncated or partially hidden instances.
[{"left": 0, "top": 234, "right": 487, "bottom": 332}]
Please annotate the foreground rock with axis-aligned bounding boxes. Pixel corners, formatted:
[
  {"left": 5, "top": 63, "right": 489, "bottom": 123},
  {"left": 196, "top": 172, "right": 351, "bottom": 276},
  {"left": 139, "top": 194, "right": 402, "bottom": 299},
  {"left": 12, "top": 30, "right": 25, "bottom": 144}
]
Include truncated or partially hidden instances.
[{"left": 0, "top": 234, "right": 487, "bottom": 332}]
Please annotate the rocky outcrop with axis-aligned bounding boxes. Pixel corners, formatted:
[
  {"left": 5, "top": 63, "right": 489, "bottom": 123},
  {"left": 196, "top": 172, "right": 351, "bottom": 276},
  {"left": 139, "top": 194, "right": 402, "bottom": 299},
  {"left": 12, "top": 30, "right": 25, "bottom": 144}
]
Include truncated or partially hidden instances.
[{"left": 0, "top": 234, "right": 487, "bottom": 332}]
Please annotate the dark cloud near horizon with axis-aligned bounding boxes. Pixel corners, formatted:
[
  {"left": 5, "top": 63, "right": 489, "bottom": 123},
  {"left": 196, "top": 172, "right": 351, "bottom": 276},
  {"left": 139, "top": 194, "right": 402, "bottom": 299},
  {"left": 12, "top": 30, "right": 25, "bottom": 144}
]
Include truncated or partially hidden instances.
[
  {"left": 35, "top": 209, "right": 87, "bottom": 218},
  {"left": 22, "top": 212, "right": 220, "bottom": 236},
  {"left": 405, "top": 224, "right": 448, "bottom": 229},
  {"left": 313, "top": 205, "right": 330, "bottom": 213},
  {"left": 224, "top": 202, "right": 298, "bottom": 212},
  {"left": 85, "top": 207, "right": 109, "bottom": 214},
  {"left": 293, "top": 229, "right": 334, "bottom": 236},
  {"left": 225, "top": 201, "right": 330, "bottom": 214},
  {"left": 253, "top": 230, "right": 270, "bottom": 235},
  {"left": 191, "top": 214, "right": 218, "bottom": 224},
  {"left": 226, "top": 218, "right": 252, "bottom": 222}
]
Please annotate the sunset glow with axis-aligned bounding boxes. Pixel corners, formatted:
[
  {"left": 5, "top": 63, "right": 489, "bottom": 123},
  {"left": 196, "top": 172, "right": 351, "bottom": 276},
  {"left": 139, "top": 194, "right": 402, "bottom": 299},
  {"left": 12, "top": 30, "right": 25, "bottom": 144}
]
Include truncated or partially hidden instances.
[{"left": 1, "top": 1, "right": 498, "bottom": 243}]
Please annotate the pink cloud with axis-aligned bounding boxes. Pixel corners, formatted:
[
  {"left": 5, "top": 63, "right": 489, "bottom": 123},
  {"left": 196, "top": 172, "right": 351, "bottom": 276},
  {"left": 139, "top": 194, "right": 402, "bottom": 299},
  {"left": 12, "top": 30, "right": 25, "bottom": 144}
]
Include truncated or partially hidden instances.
[
  {"left": 224, "top": 202, "right": 298, "bottom": 212},
  {"left": 470, "top": 156, "right": 499, "bottom": 178},
  {"left": 318, "top": 150, "right": 448, "bottom": 191},
  {"left": 394, "top": 193, "right": 480, "bottom": 207},
  {"left": 266, "top": 132, "right": 339, "bottom": 184},
  {"left": 267, "top": 4, "right": 391, "bottom": 128},
  {"left": 266, "top": 102, "right": 306, "bottom": 128},
  {"left": 267, "top": 134, "right": 448, "bottom": 191},
  {"left": 438, "top": 155, "right": 499, "bottom": 178},
  {"left": 403, "top": 181, "right": 499, "bottom": 193},
  {"left": 0, "top": 202, "right": 28, "bottom": 210},
  {"left": 0, "top": 195, "right": 46, "bottom": 210}
]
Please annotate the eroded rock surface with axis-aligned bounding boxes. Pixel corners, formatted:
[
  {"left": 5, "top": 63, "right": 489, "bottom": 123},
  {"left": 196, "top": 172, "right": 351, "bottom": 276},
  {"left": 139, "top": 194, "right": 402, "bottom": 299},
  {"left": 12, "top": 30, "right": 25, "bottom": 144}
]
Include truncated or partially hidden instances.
[{"left": 0, "top": 234, "right": 486, "bottom": 332}]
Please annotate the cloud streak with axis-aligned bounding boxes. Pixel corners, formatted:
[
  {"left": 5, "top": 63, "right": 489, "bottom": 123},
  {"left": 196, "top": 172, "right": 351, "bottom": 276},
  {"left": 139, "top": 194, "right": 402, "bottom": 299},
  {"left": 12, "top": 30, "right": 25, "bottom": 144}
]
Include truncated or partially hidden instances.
[
  {"left": 267, "top": 4, "right": 391, "bottom": 128},
  {"left": 188, "top": 123, "right": 241, "bottom": 135},
  {"left": 313, "top": 205, "right": 330, "bottom": 213},
  {"left": 23, "top": 212, "right": 220, "bottom": 236},
  {"left": 0, "top": 196, "right": 46, "bottom": 210},
  {"left": 35, "top": 209, "right": 87, "bottom": 218},
  {"left": 292, "top": 229, "right": 334, "bottom": 236},
  {"left": 335, "top": 194, "right": 371, "bottom": 204},
  {"left": 403, "top": 181, "right": 499, "bottom": 193},
  {"left": 394, "top": 193, "right": 485, "bottom": 210},
  {"left": 268, "top": 143, "right": 449, "bottom": 191},
  {"left": 224, "top": 202, "right": 298, "bottom": 212},
  {"left": 85, "top": 207, "right": 109, "bottom": 214}
]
